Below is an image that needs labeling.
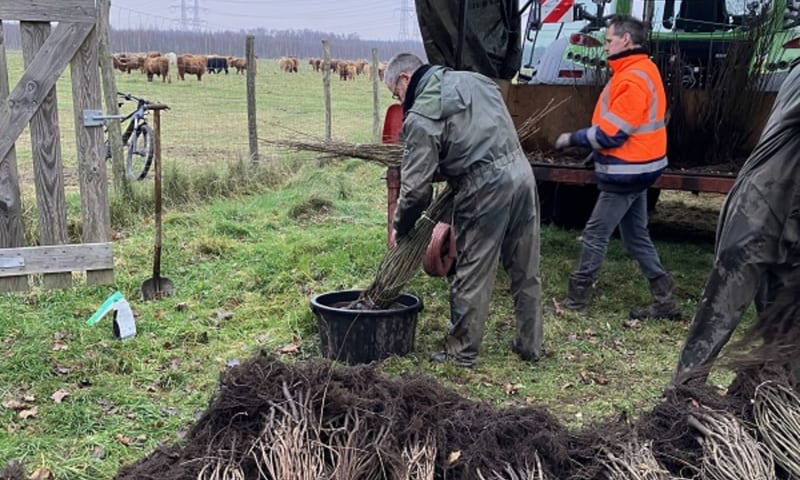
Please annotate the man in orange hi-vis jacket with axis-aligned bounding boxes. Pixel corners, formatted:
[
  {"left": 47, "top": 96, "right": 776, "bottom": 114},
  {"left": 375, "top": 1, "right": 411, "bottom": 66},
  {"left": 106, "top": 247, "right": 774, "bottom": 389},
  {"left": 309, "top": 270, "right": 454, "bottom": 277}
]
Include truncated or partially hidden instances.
[{"left": 554, "top": 15, "right": 680, "bottom": 320}]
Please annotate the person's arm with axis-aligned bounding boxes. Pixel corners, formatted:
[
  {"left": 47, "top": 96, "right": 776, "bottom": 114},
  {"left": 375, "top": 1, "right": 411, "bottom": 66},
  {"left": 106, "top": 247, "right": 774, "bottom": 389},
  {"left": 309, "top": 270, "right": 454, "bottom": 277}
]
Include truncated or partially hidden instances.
[
  {"left": 393, "top": 117, "right": 443, "bottom": 237},
  {"left": 570, "top": 80, "right": 647, "bottom": 150}
]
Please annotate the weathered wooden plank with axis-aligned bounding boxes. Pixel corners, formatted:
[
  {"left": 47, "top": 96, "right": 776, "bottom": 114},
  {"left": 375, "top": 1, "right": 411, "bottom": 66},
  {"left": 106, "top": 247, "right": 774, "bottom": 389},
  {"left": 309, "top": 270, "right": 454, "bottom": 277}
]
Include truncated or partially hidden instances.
[
  {"left": 0, "top": 1, "right": 95, "bottom": 24},
  {"left": 96, "top": 0, "right": 127, "bottom": 194},
  {"left": 322, "top": 40, "right": 332, "bottom": 141},
  {"left": 0, "top": 20, "right": 28, "bottom": 292},
  {"left": 0, "top": 21, "right": 93, "bottom": 163},
  {"left": 71, "top": 23, "right": 113, "bottom": 285},
  {"left": 0, "top": 242, "right": 113, "bottom": 277},
  {"left": 22, "top": 21, "right": 71, "bottom": 289}
]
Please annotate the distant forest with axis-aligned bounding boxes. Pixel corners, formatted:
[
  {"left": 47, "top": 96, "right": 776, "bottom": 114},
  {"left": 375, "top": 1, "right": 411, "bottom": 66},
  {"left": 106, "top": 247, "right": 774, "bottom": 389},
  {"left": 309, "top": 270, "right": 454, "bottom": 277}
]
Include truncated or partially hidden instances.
[{"left": 1, "top": 23, "right": 425, "bottom": 61}]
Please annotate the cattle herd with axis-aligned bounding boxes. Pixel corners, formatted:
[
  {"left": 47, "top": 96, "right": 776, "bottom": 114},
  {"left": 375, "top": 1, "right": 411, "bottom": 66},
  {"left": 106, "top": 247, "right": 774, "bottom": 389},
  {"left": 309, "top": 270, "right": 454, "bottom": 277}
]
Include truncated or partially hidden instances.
[
  {"left": 305, "top": 57, "right": 386, "bottom": 81},
  {"left": 112, "top": 51, "right": 248, "bottom": 83},
  {"left": 112, "top": 52, "right": 384, "bottom": 83}
]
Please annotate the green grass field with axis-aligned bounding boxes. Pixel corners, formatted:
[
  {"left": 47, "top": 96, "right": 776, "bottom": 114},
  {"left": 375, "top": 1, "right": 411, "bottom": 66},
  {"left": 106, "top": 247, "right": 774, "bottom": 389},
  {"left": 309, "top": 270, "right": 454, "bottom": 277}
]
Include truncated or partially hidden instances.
[{"left": 0, "top": 51, "right": 747, "bottom": 478}]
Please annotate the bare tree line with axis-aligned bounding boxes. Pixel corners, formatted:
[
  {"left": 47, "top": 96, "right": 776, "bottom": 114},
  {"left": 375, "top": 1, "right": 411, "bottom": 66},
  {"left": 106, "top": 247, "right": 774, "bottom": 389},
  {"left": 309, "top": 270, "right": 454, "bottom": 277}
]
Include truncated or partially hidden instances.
[{"left": 1, "top": 22, "right": 424, "bottom": 60}]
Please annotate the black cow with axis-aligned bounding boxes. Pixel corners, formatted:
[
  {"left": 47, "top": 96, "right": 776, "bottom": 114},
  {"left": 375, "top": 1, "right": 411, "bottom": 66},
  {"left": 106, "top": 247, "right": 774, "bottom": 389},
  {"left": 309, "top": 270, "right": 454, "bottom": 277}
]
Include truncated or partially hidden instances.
[{"left": 207, "top": 56, "right": 229, "bottom": 74}]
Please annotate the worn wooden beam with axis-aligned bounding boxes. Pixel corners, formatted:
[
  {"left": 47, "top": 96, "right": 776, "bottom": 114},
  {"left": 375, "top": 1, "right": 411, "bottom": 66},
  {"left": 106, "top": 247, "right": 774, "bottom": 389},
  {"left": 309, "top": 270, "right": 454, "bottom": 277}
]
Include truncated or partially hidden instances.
[
  {"left": 0, "top": 20, "right": 28, "bottom": 292},
  {"left": 97, "top": 0, "right": 127, "bottom": 194},
  {"left": 322, "top": 40, "right": 332, "bottom": 141},
  {"left": 22, "top": 21, "right": 71, "bottom": 289},
  {"left": 246, "top": 35, "right": 258, "bottom": 165},
  {"left": 0, "top": 243, "right": 113, "bottom": 277},
  {"left": 0, "top": 21, "right": 93, "bottom": 163},
  {"left": 0, "top": 1, "right": 95, "bottom": 24},
  {"left": 71, "top": 23, "right": 113, "bottom": 285}
]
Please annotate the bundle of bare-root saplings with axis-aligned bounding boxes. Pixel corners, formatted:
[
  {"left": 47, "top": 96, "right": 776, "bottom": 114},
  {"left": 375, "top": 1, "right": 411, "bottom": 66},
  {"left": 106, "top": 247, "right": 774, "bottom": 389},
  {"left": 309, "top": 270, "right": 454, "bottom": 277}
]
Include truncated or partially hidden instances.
[{"left": 105, "top": 348, "right": 800, "bottom": 480}]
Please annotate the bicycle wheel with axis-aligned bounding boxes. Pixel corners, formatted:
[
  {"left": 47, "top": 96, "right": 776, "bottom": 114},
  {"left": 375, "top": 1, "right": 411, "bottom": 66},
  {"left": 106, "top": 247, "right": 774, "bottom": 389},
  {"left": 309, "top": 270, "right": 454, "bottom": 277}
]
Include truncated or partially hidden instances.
[{"left": 126, "top": 123, "right": 154, "bottom": 180}]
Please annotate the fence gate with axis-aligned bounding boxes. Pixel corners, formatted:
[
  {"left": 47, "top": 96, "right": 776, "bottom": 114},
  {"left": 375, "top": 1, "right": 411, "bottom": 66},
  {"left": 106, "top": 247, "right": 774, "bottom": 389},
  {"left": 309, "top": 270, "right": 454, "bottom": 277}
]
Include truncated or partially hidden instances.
[{"left": 0, "top": 0, "right": 113, "bottom": 292}]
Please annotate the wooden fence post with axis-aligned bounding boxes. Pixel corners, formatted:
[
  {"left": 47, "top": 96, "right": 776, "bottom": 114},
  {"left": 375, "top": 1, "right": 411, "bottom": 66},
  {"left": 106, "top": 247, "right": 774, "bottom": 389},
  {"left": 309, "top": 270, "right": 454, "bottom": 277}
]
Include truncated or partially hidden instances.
[
  {"left": 97, "top": 0, "right": 127, "bottom": 195},
  {"left": 22, "top": 21, "right": 72, "bottom": 289},
  {"left": 71, "top": 20, "right": 114, "bottom": 285},
  {"left": 0, "top": 20, "right": 28, "bottom": 292},
  {"left": 372, "top": 48, "right": 380, "bottom": 143},
  {"left": 322, "top": 40, "right": 332, "bottom": 141},
  {"left": 246, "top": 35, "right": 259, "bottom": 165}
]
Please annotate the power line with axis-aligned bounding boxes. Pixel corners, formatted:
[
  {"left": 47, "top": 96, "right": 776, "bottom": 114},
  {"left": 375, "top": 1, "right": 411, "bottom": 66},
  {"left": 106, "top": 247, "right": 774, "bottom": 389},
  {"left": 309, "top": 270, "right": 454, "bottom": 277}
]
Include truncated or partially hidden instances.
[{"left": 398, "top": 0, "right": 413, "bottom": 41}]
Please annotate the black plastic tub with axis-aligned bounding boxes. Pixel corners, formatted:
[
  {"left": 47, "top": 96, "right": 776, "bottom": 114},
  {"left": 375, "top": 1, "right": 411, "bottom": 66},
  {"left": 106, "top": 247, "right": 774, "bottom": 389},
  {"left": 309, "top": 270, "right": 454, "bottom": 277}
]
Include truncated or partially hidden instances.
[{"left": 310, "top": 289, "right": 423, "bottom": 365}]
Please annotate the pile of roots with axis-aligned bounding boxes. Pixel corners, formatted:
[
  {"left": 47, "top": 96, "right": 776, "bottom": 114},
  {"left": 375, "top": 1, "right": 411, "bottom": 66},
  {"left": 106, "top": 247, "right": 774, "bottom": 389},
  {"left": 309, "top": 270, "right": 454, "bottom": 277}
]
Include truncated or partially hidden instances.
[{"left": 110, "top": 350, "right": 800, "bottom": 480}]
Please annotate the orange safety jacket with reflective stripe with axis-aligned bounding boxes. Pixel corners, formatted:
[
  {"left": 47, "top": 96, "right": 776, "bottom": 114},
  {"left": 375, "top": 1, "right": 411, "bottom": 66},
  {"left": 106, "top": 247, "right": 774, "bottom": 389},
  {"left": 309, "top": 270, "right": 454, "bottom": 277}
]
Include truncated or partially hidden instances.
[{"left": 570, "top": 49, "right": 668, "bottom": 192}]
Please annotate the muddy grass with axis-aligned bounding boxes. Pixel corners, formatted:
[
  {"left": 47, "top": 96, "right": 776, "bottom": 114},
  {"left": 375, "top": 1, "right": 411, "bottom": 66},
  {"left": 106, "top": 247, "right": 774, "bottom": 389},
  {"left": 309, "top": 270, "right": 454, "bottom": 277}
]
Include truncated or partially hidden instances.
[{"left": 96, "top": 349, "right": 795, "bottom": 480}]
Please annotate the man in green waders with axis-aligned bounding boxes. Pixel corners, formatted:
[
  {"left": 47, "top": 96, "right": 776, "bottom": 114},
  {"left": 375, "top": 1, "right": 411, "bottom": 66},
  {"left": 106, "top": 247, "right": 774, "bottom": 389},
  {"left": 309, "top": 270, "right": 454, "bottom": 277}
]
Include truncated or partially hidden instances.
[{"left": 672, "top": 60, "right": 800, "bottom": 385}]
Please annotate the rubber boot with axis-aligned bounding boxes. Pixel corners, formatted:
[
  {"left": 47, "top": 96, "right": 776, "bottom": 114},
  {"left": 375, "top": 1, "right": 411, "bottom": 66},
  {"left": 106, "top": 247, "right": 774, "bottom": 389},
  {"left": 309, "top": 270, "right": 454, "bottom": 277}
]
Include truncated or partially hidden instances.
[
  {"left": 630, "top": 274, "right": 681, "bottom": 320},
  {"left": 563, "top": 274, "right": 593, "bottom": 311}
]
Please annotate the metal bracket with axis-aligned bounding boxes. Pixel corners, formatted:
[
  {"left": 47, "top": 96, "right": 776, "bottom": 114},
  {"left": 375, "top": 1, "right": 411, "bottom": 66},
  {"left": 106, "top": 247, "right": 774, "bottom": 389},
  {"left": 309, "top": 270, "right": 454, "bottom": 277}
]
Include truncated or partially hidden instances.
[
  {"left": 82, "top": 109, "right": 126, "bottom": 127},
  {"left": 0, "top": 255, "right": 24, "bottom": 269}
]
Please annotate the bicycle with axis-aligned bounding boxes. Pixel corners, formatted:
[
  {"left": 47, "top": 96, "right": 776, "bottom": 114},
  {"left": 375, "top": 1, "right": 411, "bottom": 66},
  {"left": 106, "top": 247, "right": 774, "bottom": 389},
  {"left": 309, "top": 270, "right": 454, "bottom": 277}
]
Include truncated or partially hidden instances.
[{"left": 105, "top": 92, "right": 155, "bottom": 181}]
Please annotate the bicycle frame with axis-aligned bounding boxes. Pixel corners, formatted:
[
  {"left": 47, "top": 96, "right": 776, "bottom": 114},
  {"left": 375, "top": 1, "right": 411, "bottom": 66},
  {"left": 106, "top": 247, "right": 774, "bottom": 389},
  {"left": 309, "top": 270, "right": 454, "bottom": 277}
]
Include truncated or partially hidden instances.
[
  {"left": 106, "top": 92, "right": 156, "bottom": 180},
  {"left": 119, "top": 96, "right": 149, "bottom": 144}
]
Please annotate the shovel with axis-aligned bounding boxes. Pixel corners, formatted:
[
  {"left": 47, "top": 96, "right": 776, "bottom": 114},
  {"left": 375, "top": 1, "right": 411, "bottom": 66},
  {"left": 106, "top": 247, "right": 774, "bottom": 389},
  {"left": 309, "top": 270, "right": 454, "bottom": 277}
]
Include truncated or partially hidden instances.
[{"left": 141, "top": 108, "right": 174, "bottom": 300}]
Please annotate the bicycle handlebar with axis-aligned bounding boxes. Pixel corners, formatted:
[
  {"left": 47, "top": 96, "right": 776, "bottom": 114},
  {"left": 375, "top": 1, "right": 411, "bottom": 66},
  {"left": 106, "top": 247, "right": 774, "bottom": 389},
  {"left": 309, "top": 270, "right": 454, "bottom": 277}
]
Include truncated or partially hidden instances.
[{"left": 116, "top": 92, "right": 151, "bottom": 105}]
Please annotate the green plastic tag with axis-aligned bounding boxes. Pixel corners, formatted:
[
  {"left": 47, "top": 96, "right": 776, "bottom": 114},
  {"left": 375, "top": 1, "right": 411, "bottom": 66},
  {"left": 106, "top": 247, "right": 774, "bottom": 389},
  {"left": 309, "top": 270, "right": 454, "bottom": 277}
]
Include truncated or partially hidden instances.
[{"left": 86, "top": 290, "right": 124, "bottom": 326}]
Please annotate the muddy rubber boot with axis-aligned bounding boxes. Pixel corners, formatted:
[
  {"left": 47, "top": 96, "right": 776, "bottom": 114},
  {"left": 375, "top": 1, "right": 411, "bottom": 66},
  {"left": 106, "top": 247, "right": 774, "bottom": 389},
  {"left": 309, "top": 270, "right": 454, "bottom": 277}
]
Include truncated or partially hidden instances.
[
  {"left": 630, "top": 274, "right": 681, "bottom": 320},
  {"left": 563, "top": 275, "right": 593, "bottom": 311}
]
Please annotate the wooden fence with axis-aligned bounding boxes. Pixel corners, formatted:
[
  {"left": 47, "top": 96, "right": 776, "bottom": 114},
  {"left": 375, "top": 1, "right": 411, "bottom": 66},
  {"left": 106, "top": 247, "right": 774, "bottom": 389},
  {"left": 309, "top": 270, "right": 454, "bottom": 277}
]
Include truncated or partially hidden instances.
[{"left": 0, "top": 0, "right": 114, "bottom": 292}]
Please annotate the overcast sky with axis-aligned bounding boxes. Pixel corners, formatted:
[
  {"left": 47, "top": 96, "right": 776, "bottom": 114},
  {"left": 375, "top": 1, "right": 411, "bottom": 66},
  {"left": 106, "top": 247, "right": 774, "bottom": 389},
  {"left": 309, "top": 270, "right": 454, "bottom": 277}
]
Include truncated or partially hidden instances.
[{"left": 109, "top": 0, "right": 424, "bottom": 41}]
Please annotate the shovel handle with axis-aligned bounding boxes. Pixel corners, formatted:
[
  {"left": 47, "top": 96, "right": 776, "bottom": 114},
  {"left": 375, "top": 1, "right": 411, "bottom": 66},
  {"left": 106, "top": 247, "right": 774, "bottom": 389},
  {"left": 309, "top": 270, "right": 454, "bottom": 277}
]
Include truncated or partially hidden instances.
[{"left": 153, "top": 109, "right": 163, "bottom": 283}]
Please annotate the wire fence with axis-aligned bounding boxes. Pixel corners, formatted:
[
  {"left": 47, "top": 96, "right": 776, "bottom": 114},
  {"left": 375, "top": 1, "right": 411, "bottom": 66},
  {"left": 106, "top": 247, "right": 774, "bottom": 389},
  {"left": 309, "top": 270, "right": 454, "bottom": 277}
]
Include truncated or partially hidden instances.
[{"left": 2, "top": 21, "right": 419, "bottom": 182}]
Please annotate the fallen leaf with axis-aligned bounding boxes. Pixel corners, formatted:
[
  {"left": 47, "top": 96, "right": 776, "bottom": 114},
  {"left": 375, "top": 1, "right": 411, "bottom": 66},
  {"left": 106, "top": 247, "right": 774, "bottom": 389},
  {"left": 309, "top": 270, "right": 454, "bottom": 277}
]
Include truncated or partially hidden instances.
[
  {"left": 584, "top": 328, "right": 597, "bottom": 337},
  {"left": 51, "top": 342, "right": 68, "bottom": 352},
  {"left": 502, "top": 383, "right": 524, "bottom": 396},
  {"left": 561, "top": 382, "right": 574, "bottom": 390},
  {"left": 215, "top": 310, "right": 234, "bottom": 321},
  {"left": 115, "top": 434, "right": 132, "bottom": 446},
  {"left": 22, "top": 394, "right": 35, "bottom": 402},
  {"left": 175, "top": 302, "right": 188, "bottom": 312},
  {"left": 51, "top": 389, "right": 70, "bottom": 404},
  {"left": 127, "top": 412, "right": 137, "bottom": 419},
  {"left": 277, "top": 336, "right": 302, "bottom": 355},
  {"left": 27, "top": 468, "right": 53, "bottom": 480},
  {"left": 18, "top": 407, "right": 38, "bottom": 419},
  {"left": 3, "top": 399, "right": 26, "bottom": 410},
  {"left": 623, "top": 319, "right": 642, "bottom": 330},
  {"left": 254, "top": 333, "right": 269, "bottom": 344},
  {"left": 592, "top": 374, "right": 610, "bottom": 386},
  {"left": 447, "top": 450, "right": 461, "bottom": 465},
  {"left": 52, "top": 364, "right": 72, "bottom": 375},
  {"left": 136, "top": 434, "right": 147, "bottom": 442},
  {"left": 53, "top": 331, "right": 69, "bottom": 341},
  {"left": 91, "top": 446, "right": 106, "bottom": 460}
]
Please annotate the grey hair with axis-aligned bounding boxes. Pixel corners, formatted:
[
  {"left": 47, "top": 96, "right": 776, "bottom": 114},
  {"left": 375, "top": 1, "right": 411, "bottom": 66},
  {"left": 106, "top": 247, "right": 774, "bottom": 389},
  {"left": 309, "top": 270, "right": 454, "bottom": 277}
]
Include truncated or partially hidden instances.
[
  {"left": 607, "top": 15, "right": 646, "bottom": 46},
  {"left": 384, "top": 53, "right": 423, "bottom": 87}
]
